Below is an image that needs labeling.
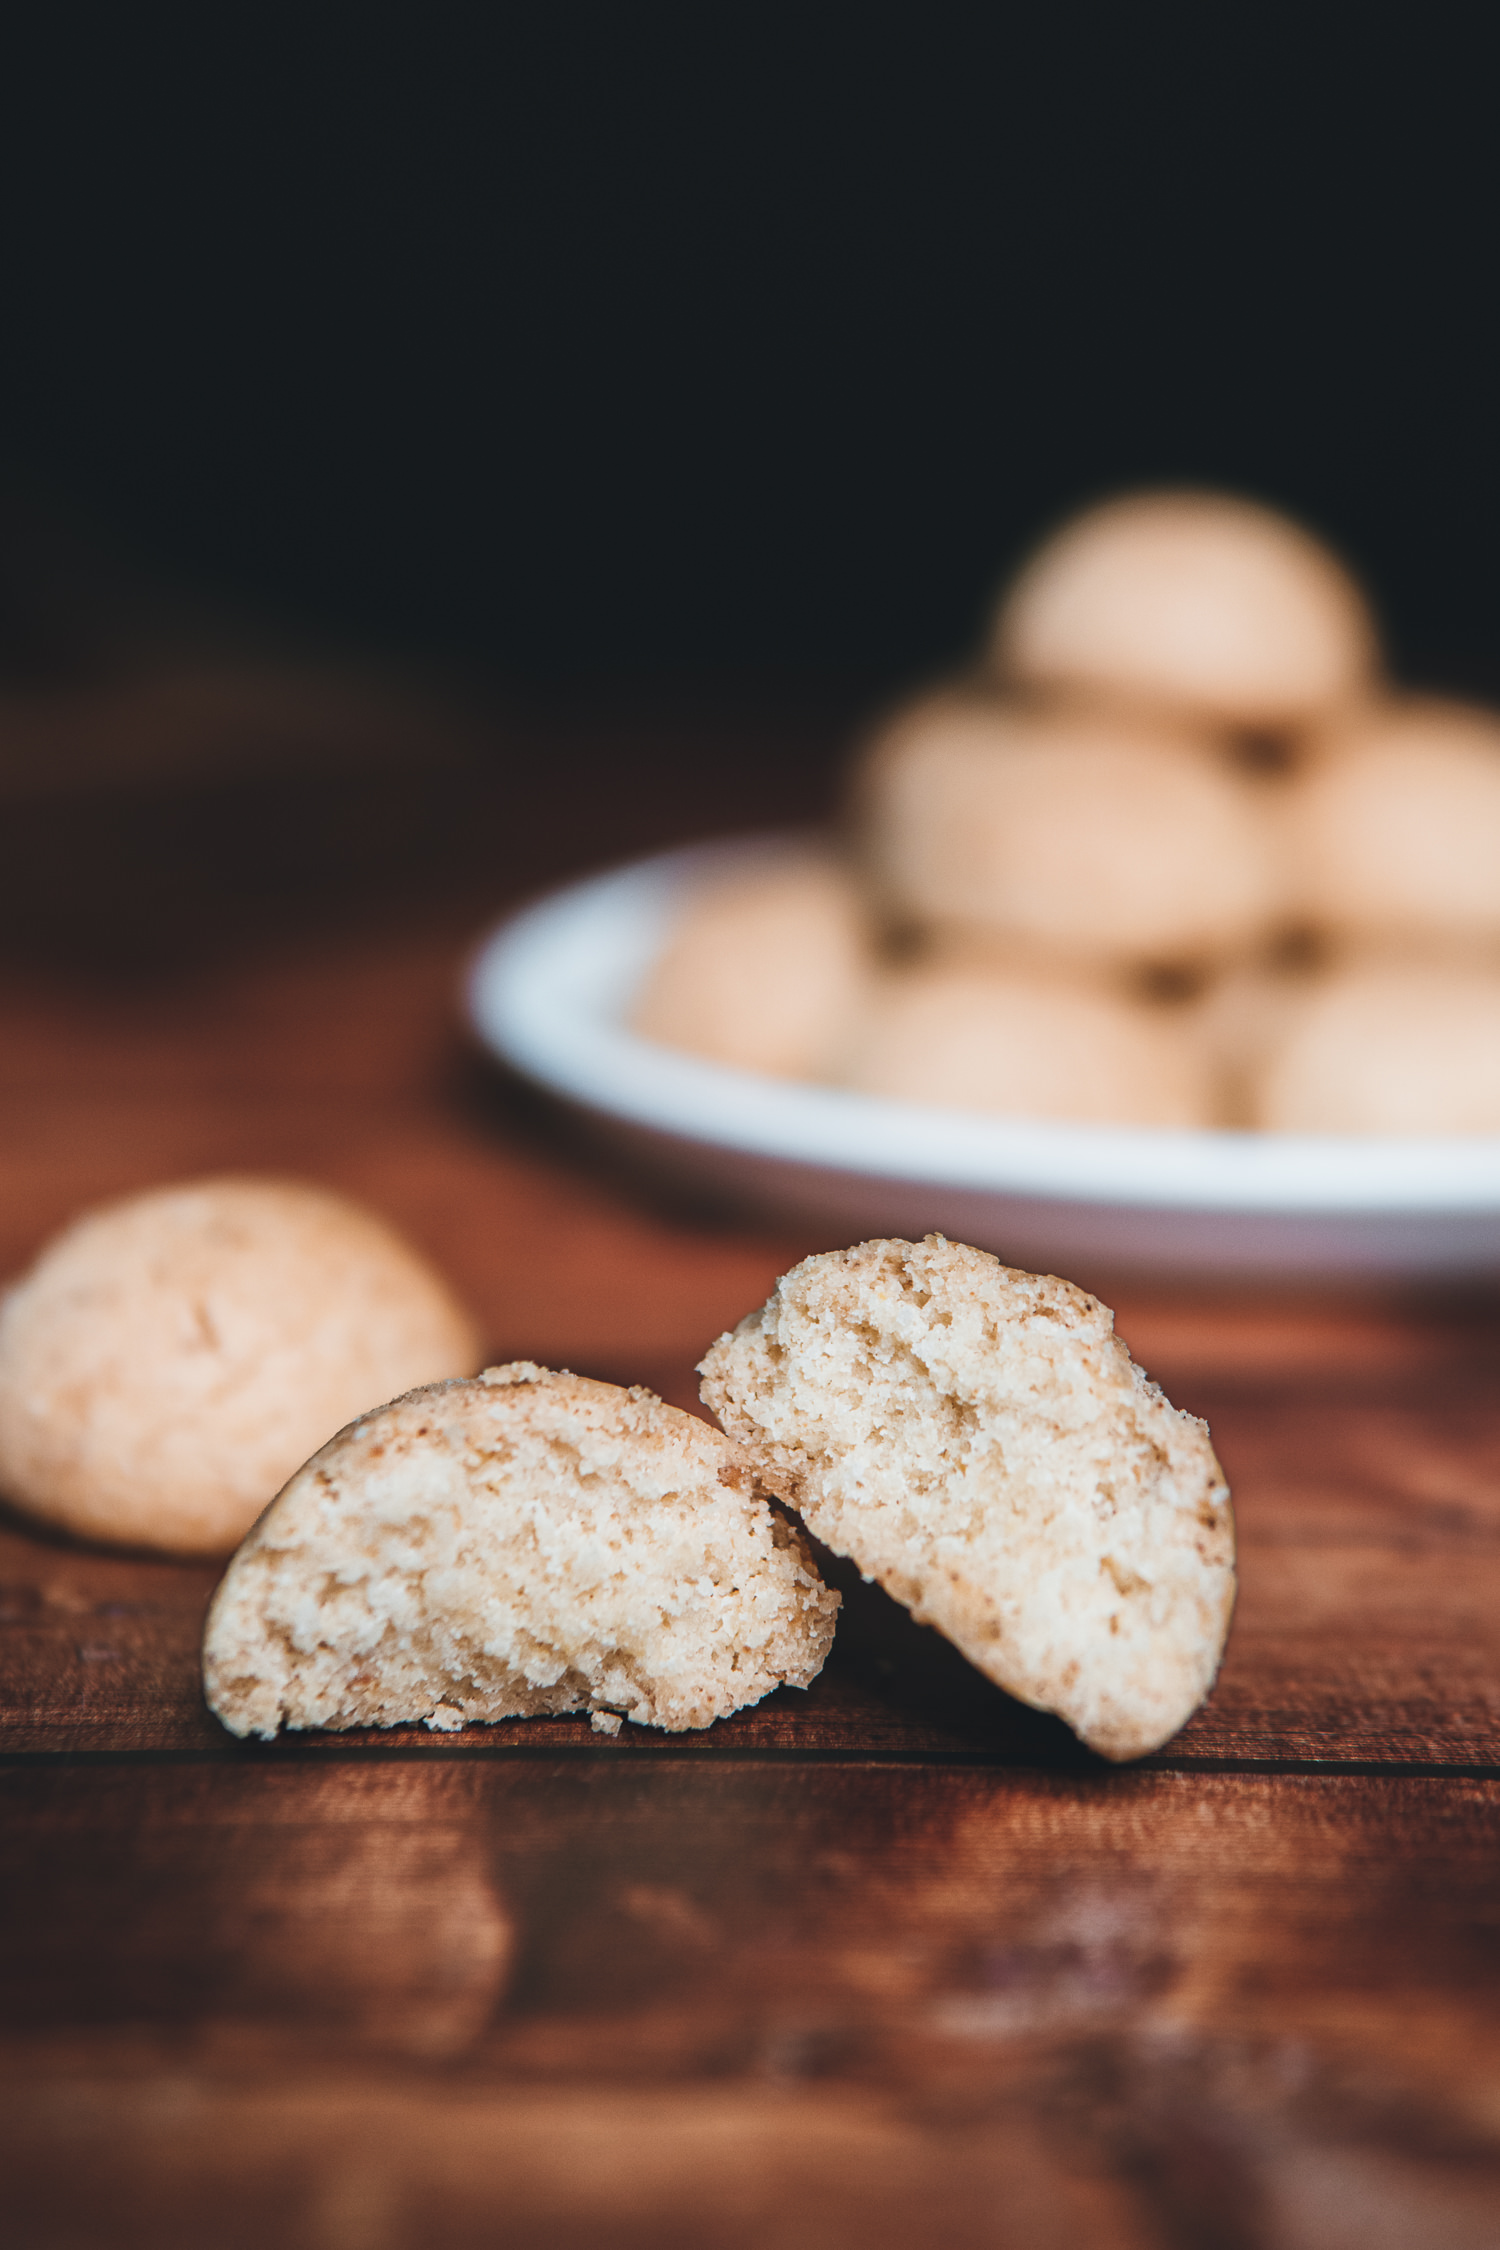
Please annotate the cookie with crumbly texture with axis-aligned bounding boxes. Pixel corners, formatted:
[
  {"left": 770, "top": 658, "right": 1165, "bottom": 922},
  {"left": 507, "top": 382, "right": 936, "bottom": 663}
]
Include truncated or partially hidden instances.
[
  {"left": 204, "top": 1362, "right": 839, "bottom": 1741},
  {"left": 699, "top": 1238, "right": 1234, "bottom": 1761}
]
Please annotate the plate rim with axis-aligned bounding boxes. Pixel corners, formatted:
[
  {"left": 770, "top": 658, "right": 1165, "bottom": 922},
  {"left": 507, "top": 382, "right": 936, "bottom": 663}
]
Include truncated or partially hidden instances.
[{"left": 466, "top": 834, "right": 1500, "bottom": 1221}]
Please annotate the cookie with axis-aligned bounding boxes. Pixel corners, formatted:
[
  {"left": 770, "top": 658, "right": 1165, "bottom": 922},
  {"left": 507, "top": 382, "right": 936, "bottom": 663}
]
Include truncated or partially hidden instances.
[
  {"left": 1284, "top": 698, "right": 1500, "bottom": 949},
  {"left": 1187, "top": 959, "right": 1321, "bottom": 1127},
  {"left": 854, "top": 694, "right": 1281, "bottom": 971},
  {"left": 632, "top": 849, "right": 875, "bottom": 1078},
  {"left": 203, "top": 1362, "right": 838, "bottom": 1739},
  {"left": 841, "top": 963, "right": 1214, "bottom": 1126},
  {"left": 700, "top": 1237, "right": 1235, "bottom": 1761},
  {"left": 0, "top": 1177, "right": 480, "bottom": 1557},
  {"left": 989, "top": 490, "right": 1378, "bottom": 731},
  {"left": 1255, "top": 961, "right": 1500, "bottom": 1134}
]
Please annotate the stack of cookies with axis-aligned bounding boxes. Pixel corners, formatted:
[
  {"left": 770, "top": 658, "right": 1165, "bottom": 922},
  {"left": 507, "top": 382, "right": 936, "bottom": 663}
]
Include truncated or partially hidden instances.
[{"left": 634, "top": 490, "right": 1500, "bottom": 1135}]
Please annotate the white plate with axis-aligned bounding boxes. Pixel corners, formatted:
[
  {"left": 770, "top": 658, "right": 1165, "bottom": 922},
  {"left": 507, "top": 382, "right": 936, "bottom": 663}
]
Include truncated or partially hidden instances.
[{"left": 467, "top": 835, "right": 1500, "bottom": 1281}]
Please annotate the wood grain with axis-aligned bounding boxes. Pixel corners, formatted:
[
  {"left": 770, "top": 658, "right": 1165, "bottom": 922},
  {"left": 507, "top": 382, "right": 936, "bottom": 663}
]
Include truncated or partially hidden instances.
[
  {"left": 5, "top": 1763, "right": 1500, "bottom": 2247},
  {"left": 1, "top": 688, "right": 1498, "bottom": 2246}
]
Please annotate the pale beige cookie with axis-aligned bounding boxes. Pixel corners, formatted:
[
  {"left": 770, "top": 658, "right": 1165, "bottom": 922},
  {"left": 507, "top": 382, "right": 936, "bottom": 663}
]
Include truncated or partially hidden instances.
[
  {"left": 203, "top": 1362, "right": 838, "bottom": 1739},
  {"left": 700, "top": 1238, "right": 1234, "bottom": 1762},
  {"left": 989, "top": 489, "right": 1378, "bottom": 730},
  {"left": 1186, "top": 959, "right": 1321, "bottom": 1127},
  {"left": 0, "top": 1178, "right": 480, "bottom": 1557},
  {"left": 632, "top": 849, "right": 875, "bottom": 1079},
  {"left": 1284, "top": 699, "right": 1500, "bottom": 949},
  {"left": 1256, "top": 961, "right": 1500, "bottom": 1134},
  {"left": 842, "top": 963, "right": 1214, "bottom": 1126},
  {"left": 853, "top": 695, "right": 1281, "bottom": 972}
]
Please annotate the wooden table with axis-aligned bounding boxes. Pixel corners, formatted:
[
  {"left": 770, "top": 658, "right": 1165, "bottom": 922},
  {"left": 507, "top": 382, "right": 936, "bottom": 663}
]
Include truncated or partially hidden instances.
[{"left": 2, "top": 688, "right": 1498, "bottom": 2248}]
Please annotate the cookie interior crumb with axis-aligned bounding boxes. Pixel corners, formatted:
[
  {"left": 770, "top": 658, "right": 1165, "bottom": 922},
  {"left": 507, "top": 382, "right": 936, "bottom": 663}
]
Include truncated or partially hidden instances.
[
  {"left": 204, "top": 1363, "right": 839, "bottom": 1740},
  {"left": 699, "top": 1237, "right": 1235, "bottom": 1761}
]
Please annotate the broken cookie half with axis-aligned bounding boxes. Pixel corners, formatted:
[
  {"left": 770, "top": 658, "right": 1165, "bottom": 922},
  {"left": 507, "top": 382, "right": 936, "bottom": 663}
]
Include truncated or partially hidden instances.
[
  {"left": 699, "top": 1237, "right": 1234, "bottom": 1760},
  {"left": 204, "top": 1362, "right": 839, "bottom": 1740}
]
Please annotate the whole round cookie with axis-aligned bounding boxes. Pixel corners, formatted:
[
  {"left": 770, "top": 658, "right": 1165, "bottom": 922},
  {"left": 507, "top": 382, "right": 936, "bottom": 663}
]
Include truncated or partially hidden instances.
[
  {"left": 841, "top": 963, "right": 1214, "bottom": 1127},
  {"left": 1284, "top": 699, "right": 1500, "bottom": 949},
  {"left": 0, "top": 1177, "right": 481, "bottom": 1556},
  {"left": 854, "top": 694, "right": 1282, "bottom": 971},
  {"left": 1256, "top": 962, "right": 1500, "bottom": 1134},
  {"left": 989, "top": 490, "right": 1378, "bottom": 730},
  {"left": 632, "top": 849, "right": 874, "bottom": 1078}
]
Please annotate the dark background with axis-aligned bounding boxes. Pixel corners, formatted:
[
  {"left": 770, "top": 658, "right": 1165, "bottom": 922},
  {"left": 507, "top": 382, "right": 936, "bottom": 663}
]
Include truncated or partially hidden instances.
[{"left": 0, "top": 6, "right": 1496, "bottom": 695}]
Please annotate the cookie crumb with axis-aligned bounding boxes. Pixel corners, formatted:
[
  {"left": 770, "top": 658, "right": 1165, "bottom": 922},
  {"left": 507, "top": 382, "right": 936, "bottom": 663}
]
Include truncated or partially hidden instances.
[
  {"left": 700, "top": 1235, "right": 1235, "bottom": 1761},
  {"left": 204, "top": 1365, "right": 838, "bottom": 1741}
]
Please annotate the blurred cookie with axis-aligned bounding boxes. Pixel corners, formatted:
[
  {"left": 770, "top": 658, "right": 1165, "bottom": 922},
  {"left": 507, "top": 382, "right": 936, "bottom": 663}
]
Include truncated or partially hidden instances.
[
  {"left": 1256, "top": 961, "right": 1500, "bottom": 1133},
  {"left": 1187, "top": 959, "right": 1321, "bottom": 1127},
  {"left": 1284, "top": 699, "right": 1500, "bottom": 949},
  {"left": 842, "top": 963, "right": 1214, "bottom": 1126},
  {"left": 631, "top": 849, "right": 875, "bottom": 1078},
  {"left": 204, "top": 1362, "right": 838, "bottom": 1739},
  {"left": 989, "top": 490, "right": 1378, "bottom": 731},
  {"left": 854, "top": 695, "right": 1282, "bottom": 971},
  {"left": 0, "top": 1178, "right": 481, "bottom": 1557}
]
